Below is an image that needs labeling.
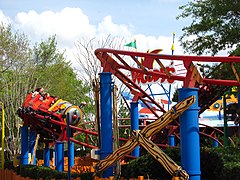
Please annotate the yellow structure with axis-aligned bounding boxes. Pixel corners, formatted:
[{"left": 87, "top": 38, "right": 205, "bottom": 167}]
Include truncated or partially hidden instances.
[
  {"left": 209, "top": 94, "right": 238, "bottom": 111},
  {"left": 1, "top": 102, "right": 4, "bottom": 169}
]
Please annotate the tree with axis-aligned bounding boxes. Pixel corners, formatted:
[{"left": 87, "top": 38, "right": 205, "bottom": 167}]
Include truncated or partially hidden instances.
[
  {"left": 75, "top": 35, "right": 125, "bottom": 118},
  {"left": 75, "top": 35, "right": 123, "bottom": 84},
  {"left": 75, "top": 35, "right": 132, "bottom": 147},
  {"left": 177, "top": 0, "right": 240, "bottom": 55},
  {"left": 0, "top": 24, "right": 30, "bottom": 73},
  {"left": 31, "top": 35, "right": 90, "bottom": 103},
  {"left": 32, "top": 36, "right": 94, "bottom": 148},
  {"left": 177, "top": 0, "right": 240, "bottom": 81},
  {"left": 0, "top": 24, "right": 38, "bottom": 160},
  {"left": 32, "top": 35, "right": 93, "bottom": 120},
  {"left": 0, "top": 28, "right": 92, "bottom": 160}
]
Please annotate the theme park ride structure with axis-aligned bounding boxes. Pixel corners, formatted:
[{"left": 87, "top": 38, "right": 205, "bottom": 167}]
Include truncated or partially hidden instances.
[
  {"left": 16, "top": 47, "right": 240, "bottom": 179},
  {"left": 95, "top": 48, "right": 240, "bottom": 126},
  {"left": 17, "top": 91, "right": 84, "bottom": 143},
  {"left": 94, "top": 48, "right": 240, "bottom": 179},
  {"left": 95, "top": 95, "right": 195, "bottom": 180}
]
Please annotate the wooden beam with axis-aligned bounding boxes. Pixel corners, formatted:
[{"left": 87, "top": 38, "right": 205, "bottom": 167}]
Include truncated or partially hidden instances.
[{"left": 230, "top": 63, "right": 240, "bottom": 84}]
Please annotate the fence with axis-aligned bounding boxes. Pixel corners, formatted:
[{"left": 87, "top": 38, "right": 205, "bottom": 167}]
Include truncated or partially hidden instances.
[
  {"left": 0, "top": 169, "right": 180, "bottom": 179},
  {"left": 0, "top": 169, "right": 83, "bottom": 180},
  {"left": 0, "top": 169, "right": 148, "bottom": 180},
  {"left": 0, "top": 169, "right": 32, "bottom": 180},
  {"left": 37, "top": 156, "right": 96, "bottom": 174}
]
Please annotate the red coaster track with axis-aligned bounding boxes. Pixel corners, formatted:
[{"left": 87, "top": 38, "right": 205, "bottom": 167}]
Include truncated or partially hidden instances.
[
  {"left": 95, "top": 48, "right": 240, "bottom": 146},
  {"left": 18, "top": 48, "right": 240, "bottom": 149}
]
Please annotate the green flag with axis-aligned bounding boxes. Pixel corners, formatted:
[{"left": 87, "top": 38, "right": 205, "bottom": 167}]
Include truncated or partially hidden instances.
[{"left": 124, "top": 40, "right": 137, "bottom": 49}]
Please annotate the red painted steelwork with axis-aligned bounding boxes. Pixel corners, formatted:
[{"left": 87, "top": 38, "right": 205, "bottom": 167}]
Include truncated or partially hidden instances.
[
  {"left": 95, "top": 48, "right": 239, "bottom": 147},
  {"left": 17, "top": 91, "right": 99, "bottom": 149},
  {"left": 95, "top": 48, "right": 240, "bottom": 87}
]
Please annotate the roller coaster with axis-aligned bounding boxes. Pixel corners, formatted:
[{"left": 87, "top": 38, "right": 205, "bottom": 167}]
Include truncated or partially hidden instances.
[
  {"left": 17, "top": 48, "right": 240, "bottom": 179},
  {"left": 17, "top": 88, "right": 86, "bottom": 144}
]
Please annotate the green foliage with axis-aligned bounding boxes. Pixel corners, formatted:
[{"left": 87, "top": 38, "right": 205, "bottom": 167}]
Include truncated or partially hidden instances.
[
  {"left": 4, "top": 146, "right": 240, "bottom": 179},
  {"left": 0, "top": 24, "right": 30, "bottom": 72},
  {"left": 200, "top": 147, "right": 240, "bottom": 179},
  {"left": 32, "top": 35, "right": 64, "bottom": 69},
  {"left": 4, "top": 160, "right": 14, "bottom": 170},
  {"left": 0, "top": 24, "right": 35, "bottom": 160},
  {"left": 121, "top": 146, "right": 240, "bottom": 180},
  {"left": 31, "top": 35, "right": 93, "bottom": 118},
  {"left": 172, "top": 89, "right": 178, "bottom": 102},
  {"left": 20, "top": 165, "right": 63, "bottom": 179},
  {"left": 230, "top": 46, "right": 240, "bottom": 56},
  {"left": 121, "top": 148, "right": 180, "bottom": 180},
  {"left": 121, "top": 153, "right": 171, "bottom": 180},
  {"left": 5, "top": 163, "right": 94, "bottom": 180},
  {"left": 0, "top": 25, "right": 94, "bottom": 160},
  {"left": 177, "top": 0, "right": 240, "bottom": 55},
  {"left": 200, "top": 147, "right": 224, "bottom": 180},
  {"left": 31, "top": 37, "right": 95, "bottom": 147}
]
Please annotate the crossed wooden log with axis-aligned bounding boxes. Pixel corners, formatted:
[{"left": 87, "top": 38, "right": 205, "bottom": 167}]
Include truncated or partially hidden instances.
[{"left": 95, "top": 95, "right": 196, "bottom": 180}]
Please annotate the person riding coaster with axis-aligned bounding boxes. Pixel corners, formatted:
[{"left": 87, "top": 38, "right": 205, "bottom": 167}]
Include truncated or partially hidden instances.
[{"left": 17, "top": 88, "right": 85, "bottom": 141}]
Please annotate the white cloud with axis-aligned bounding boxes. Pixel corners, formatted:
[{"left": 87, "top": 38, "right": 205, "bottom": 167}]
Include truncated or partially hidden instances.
[
  {"left": 97, "top": 16, "right": 132, "bottom": 37},
  {"left": 12, "top": 7, "right": 183, "bottom": 53},
  {"left": 125, "top": 34, "right": 183, "bottom": 55},
  {"left": 15, "top": 7, "right": 96, "bottom": 47},
  {"left": 1, "top": 7, "right": 185, "bottom": 72},
  {"left": 1, "top": 7, "right": 185, "bottom": 107},
  {"left": 0, "top": 10, "right": 12, "bottom": 25}
]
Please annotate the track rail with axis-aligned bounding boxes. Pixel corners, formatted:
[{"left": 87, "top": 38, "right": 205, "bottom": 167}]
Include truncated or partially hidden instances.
[{"left": 95, "top": 48, "right": 240, "bottom": 147}]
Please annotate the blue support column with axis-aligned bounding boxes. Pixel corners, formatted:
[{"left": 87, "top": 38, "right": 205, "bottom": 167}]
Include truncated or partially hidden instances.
[
  {"left": 168, "top": 135, "right": 175, "bottom": 146},
  {"left": 55, "top": 141, "right": 64, "bottom": 172},
  {"left": 21, "top": 126, "right": 29, "bottom": 165},
  {"left": 44, "top": 143, "right": 50, "bottom": 167},
  {"left": 212, "top": 139, "right": 219, "bottom": 147},
  {"left": 67, "top": 113, "right": 74, "bottom": 180},
  {"left": 69, "top": 142, "right": 74, "bottom": 167},
  {"left": 237, "top": 87, "right": 240, "bottom": 136},
  {"left": 130, "top": 101, "right": 140, "bottom": 157},
  {"left": 29, "top": 130, "right": 36, "bottom": 165},
  {"left": 218, "top": 111, "right": 222, "bottom": 120},
  {"left": 179, "top": 88, "right": 201, "bottom": 180},
  {"left": 99, "top": 72, "right": 113, "bottom": 177},
  {"left": 238, "top": 86, "right": 240, "bottom": 109}
]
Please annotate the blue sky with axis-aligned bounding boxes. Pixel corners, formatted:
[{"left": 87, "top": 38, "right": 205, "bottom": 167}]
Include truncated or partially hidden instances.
[
  {"left": 0, "top": 0, "right": 190, "bottom": 91},
  {"left": 0, "top": 0, "right": 194, "bottom": 66},
  {"left": 0, "top": 0, "right": 223, "bottom": 117},
  {"left": 0, "top": 0, "right": 190, "bottom": 37}
]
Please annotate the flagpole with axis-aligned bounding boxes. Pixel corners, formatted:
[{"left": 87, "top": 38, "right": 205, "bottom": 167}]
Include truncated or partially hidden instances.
[
  {"left": 168, "top": 32, "right": 176, "bottom": 110},
  {"left": 171, "top": 32, "right": 176, "bottom": 55}
]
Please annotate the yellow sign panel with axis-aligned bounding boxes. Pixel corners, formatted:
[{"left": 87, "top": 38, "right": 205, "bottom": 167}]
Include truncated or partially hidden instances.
[{"left": 209, "top": 94, "right": 238, "bottom": 111}]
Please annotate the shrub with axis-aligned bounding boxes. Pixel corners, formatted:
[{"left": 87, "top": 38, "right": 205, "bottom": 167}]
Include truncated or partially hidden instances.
[{"left": 121, "top": 146, "right": 240, "bottom": 180}]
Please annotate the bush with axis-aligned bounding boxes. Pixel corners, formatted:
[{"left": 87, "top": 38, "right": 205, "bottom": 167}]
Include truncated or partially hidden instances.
[
  {"left": 223, "top": 162, "right": 240, "bottom": 180},
  {"left": 4, "top": 160, "right": 14, "bottom": 170},
  {"left": 121, "top": 151, "right": 174, "bottom": 180},
  {"left": 5, "top": 146, "right": 240, "bottom": 179},
  {"left": 200, "top": 147, "right": 224, "bottom": 180},
  {"left": 121, "top": 146, "right": 240, "bottom": 180},
  {"left": 18, "top": 164, "right": 94, "bottom": 180},
  {"left": 19, "top": 165, "right": 68, "bottom": 179}
]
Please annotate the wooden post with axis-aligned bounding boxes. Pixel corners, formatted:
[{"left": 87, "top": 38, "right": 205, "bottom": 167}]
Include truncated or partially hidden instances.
[
  {"left": 113, "top": 84, "right": 121, "bottom": 177},
  {"left": 93, "top": 78, "right": 101, "bottom": 147},
  {"left": 30, "top": 134, "right": 40, "bottom": 164}
]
